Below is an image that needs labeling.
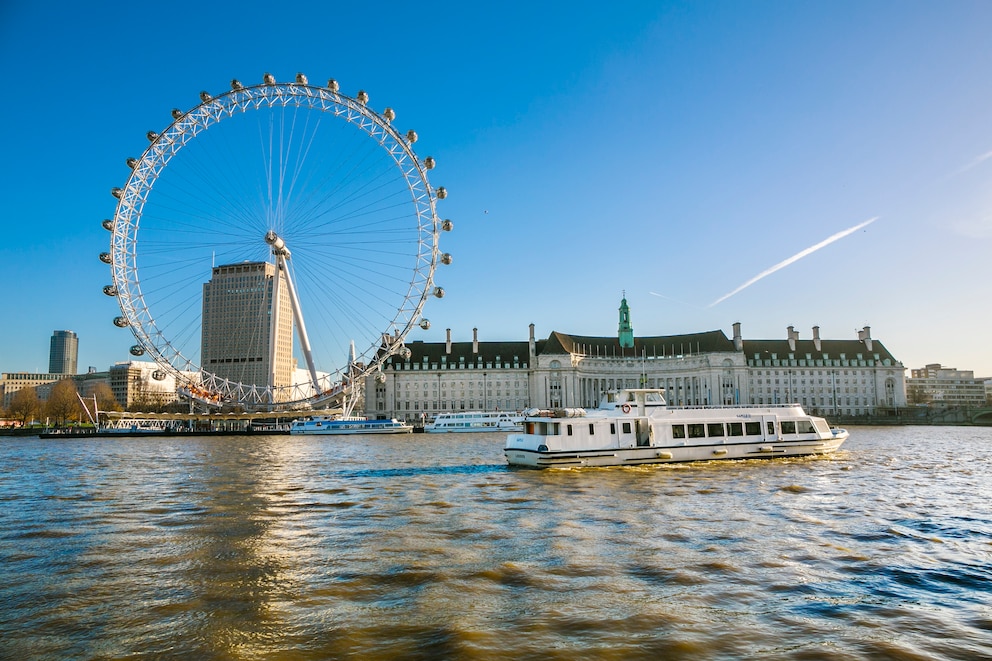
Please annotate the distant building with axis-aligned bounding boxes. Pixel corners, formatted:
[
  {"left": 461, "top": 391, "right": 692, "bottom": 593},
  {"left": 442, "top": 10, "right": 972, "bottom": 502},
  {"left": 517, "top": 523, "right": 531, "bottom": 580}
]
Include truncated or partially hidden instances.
[
  {"left": 49, "top": 330, "right": 78, "bottom": 375},
  {"left": 108, "top": 361, "right": 187, "bottom": 409},
  {"left": 907, "top": 364, "right": 987, "bottom": 408},
  {"left": 201, "top": 262, "right": 295, "bottom": 399},
  {"left": 365, "top": 298, "right": 907, "bottom": 422},
  {"left": 1, "top": 372, "right": 63, "bottom": 408}
]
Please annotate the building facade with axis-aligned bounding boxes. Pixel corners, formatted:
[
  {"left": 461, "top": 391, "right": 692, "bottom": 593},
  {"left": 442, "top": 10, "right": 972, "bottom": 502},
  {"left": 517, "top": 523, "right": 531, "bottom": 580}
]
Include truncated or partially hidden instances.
[
  {"left": 201, "top": 262, "right": 295, "bottom": 397},
  {"left": 367, "top": 328, "right": 532, "bottom": 421},
  {"left": 906, "top": 364, "right": 987, "bottom": 408},
  {"left": 364, "top": 301, "right": 907, "bottom": 422},
  {"left": 49, "top": 330, "right": 78, "bottom": 375},
  {"left": 108, "top": 361, "right": 185, "bottom": 409}
]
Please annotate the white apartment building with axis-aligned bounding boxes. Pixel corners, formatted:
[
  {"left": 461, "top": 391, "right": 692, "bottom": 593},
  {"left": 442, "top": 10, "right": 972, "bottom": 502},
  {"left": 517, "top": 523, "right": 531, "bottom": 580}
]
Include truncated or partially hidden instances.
[{"left": 907, "top": 364, "right": 987, "bottom": 408}]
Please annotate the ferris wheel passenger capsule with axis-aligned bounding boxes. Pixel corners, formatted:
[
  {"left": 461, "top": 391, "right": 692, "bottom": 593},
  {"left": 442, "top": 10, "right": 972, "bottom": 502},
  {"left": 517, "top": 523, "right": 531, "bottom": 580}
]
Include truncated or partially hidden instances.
[
  {"left": 442, "top": 219, "right": 453, "bottom": 231},
  {"left": 126, "top": 157, "right": 138, "bottom": 169},
  {"left": 433, "top": 286, "right": 445, "bottom": 298},
  {"left": 146, "top": 130, "right": 159, "bottom": 142},
  {"left": 113, "top": 316, "right": 130, "bottom": 328},
  {"left": 406, "top": 130, "right": 418, "bottom": 143},
  {"left": 171, "top": 108, "right": 183, "bottom": 120},
  {"left": 103, "top": 285, "right": 118, "bottom": 297},
  {"left": 231, "top": 79, "right": 244, "bottom": 90},
  {"left": 420, "top": 319, "right": 431, "bottom": 330},
  {"left": 436, "top": 187, "right": 447, "bottom": 199},
  {"left": 424, "top": 156, "right": 435, "bottom": 170},
  {"left": 327, "top": 79, "right": 340, "bottom": 92},
  {"left": 152, "top": 370, "right": 166, "bottom": 381},
  {"left": 357, "top": 90, "right": 369, "bottom": 105},
  {"left": 199, "top": 91, "right": 212, "bottom": 103},
  {"left": 111, "top": 187, "right": 122, "bottom": 199},
  {"left": 101, "top": 219, "right": 114, "bottom": 231},
  {"left": 263, "top": 72, "right": 276, "bottom": 85},
  {"left": 441, "top": 253, "right": 453, "bottom": 265},
  {"left": 295, "top": 73, "right": 308, "bottom": 84},
  {"left": 400, "top": 347, "right": 412, "bottom": 360},
  {"left": 99, "top": 252, "right": 112, "bottom": 264},
  {"left": 383, "top": 107, "right": 395, "bottom": 123},
  {"left": 129, "top": 345, "right": 145, "bottom": 356}
]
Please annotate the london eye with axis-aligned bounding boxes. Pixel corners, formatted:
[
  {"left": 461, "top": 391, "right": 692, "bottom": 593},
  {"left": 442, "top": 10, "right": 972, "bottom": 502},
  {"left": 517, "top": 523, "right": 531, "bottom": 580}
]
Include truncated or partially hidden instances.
[{"left": 101, "top": 73, "right": 451, "bottom": 408}]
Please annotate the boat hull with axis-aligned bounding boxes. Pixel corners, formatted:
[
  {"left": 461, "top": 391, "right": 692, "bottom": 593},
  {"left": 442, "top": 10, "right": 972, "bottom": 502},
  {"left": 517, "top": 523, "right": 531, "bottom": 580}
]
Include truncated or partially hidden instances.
[
  {"left": 505, "top": 431, "right": 848, "bottom": 468},
  {"left": 290, "top": 426, "right": 412, "bottom": 435}
]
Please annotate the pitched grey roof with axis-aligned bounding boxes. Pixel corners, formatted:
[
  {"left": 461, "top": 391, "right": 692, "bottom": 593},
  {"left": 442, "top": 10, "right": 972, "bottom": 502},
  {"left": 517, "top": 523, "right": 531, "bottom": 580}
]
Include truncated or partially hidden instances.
[
  {"left": 542, "top": 330, "right": 736, "bottom": 356},
  {"left": 385, "top": 339, "right": 532, "bottom": 366},
  {"left": 741, "top": 338, "right": 898, "bottom": 363}
]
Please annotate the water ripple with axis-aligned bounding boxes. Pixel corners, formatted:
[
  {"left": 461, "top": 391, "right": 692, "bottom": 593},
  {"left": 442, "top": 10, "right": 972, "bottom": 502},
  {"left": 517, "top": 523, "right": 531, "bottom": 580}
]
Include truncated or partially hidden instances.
[{"left": 1, "top": 427, "right": 991, "bottom": 659}]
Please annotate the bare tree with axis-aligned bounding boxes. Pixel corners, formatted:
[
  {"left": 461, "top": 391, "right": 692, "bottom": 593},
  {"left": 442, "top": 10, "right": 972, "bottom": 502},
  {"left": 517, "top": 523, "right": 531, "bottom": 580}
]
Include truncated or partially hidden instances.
[
  {"left": 7, "top": 387, "right": 40, "bottom": 426},
  {"left": 45, "top": 379, "right": 82, "bottom": 428}
]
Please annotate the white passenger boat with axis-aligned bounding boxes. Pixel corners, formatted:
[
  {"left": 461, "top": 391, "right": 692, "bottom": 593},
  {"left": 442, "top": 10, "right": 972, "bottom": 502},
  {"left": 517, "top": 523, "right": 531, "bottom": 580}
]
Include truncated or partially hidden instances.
[
  {"left": 425, "top": 411, "right": 524, "bottom": 433},
  {"left": 505, "top": 388, "right": 848, "bottom": 468},
  {"left": 290, "top": 415, "right": 413, "bottom": 435}
]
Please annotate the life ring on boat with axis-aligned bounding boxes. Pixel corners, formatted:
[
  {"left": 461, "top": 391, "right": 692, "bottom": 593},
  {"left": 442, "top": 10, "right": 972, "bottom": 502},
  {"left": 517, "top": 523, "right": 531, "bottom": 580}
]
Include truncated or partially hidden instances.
[{"left": 621, "top": 403, "right": 631, "bottom": 413}]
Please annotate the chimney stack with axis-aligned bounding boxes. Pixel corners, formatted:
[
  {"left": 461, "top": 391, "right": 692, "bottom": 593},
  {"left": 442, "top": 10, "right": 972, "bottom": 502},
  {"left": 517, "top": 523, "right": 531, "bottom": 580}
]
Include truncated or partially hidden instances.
[
  {"left": 528, "top": 323, "right": 536, "bottom": 360},
  {"left": 473, "top": 327, "right": 479, "bottom": 354},
  {"left": 812, "top": 325, "right": 821, "bottom": 352},
  {"left": 732, "top": 321, "right": 743, "bottom": 351},
  {"left": 858, "top": 326, "right": 873, "bottom": 352},
  {"left": 445, "top": 328, "right": 452, "bottom": 354},
  {"left": 787, "top": 325, "right": 799, "bottom": 352}
]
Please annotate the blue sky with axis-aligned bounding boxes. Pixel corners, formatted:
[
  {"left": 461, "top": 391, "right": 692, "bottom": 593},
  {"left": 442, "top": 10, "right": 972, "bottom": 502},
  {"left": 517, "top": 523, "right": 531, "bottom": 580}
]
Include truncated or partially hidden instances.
[{"left": 1, "top": 0, "right": 991, "bottom": 378}]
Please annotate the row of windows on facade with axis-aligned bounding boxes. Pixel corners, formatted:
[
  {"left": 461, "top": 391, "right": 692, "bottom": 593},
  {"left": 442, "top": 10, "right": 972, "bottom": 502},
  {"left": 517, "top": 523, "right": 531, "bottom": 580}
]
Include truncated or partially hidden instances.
[
  {"left": 398, "top": 380, "right": 524, "bottom": 389},
  {"left": 389, "top": 361, "right": 526, "bottom": 370},
  {"left": 378, "top": 400, "right": 528, "bottom": 412},
  {"left": 752, "top": 370, "right": 876, "bottom": 377}
]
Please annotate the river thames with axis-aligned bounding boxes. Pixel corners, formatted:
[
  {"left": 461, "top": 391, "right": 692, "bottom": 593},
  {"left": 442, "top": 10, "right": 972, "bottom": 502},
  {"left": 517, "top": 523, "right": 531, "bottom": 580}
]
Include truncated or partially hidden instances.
[{"left": 1, "top": 426, "right": 990, "bottom": 660}]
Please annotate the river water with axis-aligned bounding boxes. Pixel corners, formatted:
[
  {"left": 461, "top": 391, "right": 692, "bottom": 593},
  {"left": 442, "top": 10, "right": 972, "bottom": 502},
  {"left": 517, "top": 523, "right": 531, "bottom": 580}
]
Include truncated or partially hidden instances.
[{"left": 1, "top": 426, "right": 991, "bottom": 660}]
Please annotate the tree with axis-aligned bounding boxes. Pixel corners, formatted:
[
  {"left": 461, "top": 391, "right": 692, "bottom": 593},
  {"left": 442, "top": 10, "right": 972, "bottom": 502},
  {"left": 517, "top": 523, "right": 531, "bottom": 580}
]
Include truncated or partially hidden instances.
[
  {"left": 7, "top": 387, "right": 40, "bottom": 426},
  {"left": 44, "top": 378, "right": 82, "bottom": 427},
  {"left": 90, "top": 382, "right": 121, "bottom": 414}
]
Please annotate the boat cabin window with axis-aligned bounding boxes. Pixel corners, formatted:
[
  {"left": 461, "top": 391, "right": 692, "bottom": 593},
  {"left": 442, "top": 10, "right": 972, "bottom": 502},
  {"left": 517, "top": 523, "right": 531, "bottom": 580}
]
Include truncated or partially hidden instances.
[
  {"left": 588, "top": 424, "right": 595, "bottom": 435},
  {"left": 767, "top": 421, "right": 775, "bottom": 435},
  {"left": 567, "top": 424, "right": 573, "bottom": 436},
  {"left": 610, "top": 423, "right": 616, "bottom": 434},
  {"left": 707, "top": 423, "right": 725, "bottom": 437},
  {"left": 796, "top": 420, "right": 816, "bottom": 434},
  {"left": 745, "top": 421, "right": 761, "bottom": 435},
  {"left": 728, "top": 422, "right": 744, "bottom": 437},
  {"left": 672, "top": 424, "right": 686, "bottom": 439},
  {"left": 688, "top": 424, "right": 705, "bottom": 438},
  {"left": 813, "top": 419, "right": 831, "bottom": 434},
  {"left": 781, "top": 421, "right": 796, "bottom": 434},
  {"left": 622, "top": 422, "right": 632, "bottom": 434}
]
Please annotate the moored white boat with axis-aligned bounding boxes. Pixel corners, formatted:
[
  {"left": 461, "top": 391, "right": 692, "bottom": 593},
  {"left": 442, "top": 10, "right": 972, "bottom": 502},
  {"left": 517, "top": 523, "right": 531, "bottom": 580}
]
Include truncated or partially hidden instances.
[
  {"left": 425, "top": 411, "right": 524, "bottom": 433},
  {"left": 504, "top": 388, "right": 848, "bottom": 468},
  {"left": 290, "top": 415, "right": 413, "bottom": 435}
]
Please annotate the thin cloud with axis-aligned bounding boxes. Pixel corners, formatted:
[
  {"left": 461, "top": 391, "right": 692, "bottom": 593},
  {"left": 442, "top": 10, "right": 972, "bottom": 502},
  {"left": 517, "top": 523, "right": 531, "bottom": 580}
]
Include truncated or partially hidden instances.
[
  {"left": 948, "top": 149, "right": 992, "bottom": 178},
  {"left": 709, "top": 217, "right": 879, "bottom": 307},
  {"left": 649, "top": 291, "right": 704, "bottom": 310}
]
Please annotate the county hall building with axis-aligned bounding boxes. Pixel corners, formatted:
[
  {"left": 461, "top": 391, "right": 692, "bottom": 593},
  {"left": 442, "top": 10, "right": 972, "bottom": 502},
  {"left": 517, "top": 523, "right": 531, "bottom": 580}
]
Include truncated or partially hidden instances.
[{"left": 366, "top": 297, "right": 907, "bottom": 422}]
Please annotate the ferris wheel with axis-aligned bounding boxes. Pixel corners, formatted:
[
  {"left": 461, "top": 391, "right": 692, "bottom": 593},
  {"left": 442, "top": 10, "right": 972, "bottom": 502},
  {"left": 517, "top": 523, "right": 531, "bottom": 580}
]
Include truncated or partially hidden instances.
[{"left": 101, "top": 72, "right": 452, "bottom": 408}]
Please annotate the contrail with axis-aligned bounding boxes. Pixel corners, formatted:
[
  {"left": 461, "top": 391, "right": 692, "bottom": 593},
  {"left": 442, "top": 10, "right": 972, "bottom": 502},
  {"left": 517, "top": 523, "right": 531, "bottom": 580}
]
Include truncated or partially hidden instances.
[
  {"left": 709, "top": 216, "right": 878, "bottom": 307},
  {"left": 949, "top": 149, "right": 992, "bottom": 178}
]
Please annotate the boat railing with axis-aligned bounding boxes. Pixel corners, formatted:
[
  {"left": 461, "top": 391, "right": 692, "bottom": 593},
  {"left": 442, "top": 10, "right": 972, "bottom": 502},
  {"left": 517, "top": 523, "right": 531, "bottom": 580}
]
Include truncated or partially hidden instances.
[{"left": 659, "top": 402, "right": 803, "bottom": 412}]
